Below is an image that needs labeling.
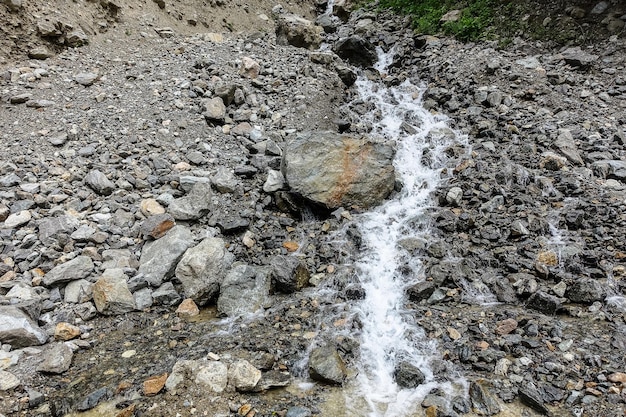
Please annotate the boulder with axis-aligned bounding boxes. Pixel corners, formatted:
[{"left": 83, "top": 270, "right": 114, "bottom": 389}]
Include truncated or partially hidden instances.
[
  {"left": 217, "top": 263, "right": 271, "bottom": 317},
  {"left": 174, "top": 237, "right": 235, "bottom": 305},
  {"left": 275, "top": 13, "right": 323, "bottom": 49},
  {"left": 333, "top": 36, "right": 377, "bottom": 68},
  {"left": 228, "top": 359, "right": 261, "bottom": 392},
  {"left": 42, "top": 255, "right": 94, "bottom": 287},
  {"left": 138, "top": 226, "right": 194, "bottom": 287},
  {"left": 270, "top": 255, "right": 309, "bottom": 293},
  {"left": 308, "top": 345, "right": 347, "bottom": 384},
  {"left": 93, "top": 269, "right": 136, "bottom": 315},
  {"left": 195, "top": 361, "right": 228, "bottom": 392},
  {"left": 0, "top": 306, "right": 48, "bottom": 347},
  {"left": 282, "top": 132, "right": 395, "bottom": 209},
  {"left": 552, "top": 129, "right": 583, "bottom": 165},
  {"left": 566, "top": 279, "right": 605, "bottom": 303},
  {"left": 37, "top": 343, "right": 73, "bottom": 374},
  {"left": 393, "top": 361, "right": 425, "bottom": 388}
]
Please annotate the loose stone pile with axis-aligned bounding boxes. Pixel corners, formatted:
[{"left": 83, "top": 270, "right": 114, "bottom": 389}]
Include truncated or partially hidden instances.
[{"left": 0, "top": 0, "right": 625, "bottom": 416}]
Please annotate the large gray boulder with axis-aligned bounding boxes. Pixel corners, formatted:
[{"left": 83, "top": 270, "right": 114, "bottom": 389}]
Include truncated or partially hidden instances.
[
  {"left": 270, "top": 255, "right": 309, "bottom": 293},
  {"left": 217, "top": 263, "right": 271, "bottom": 317},
  {"left": 282, "top": 132, "right": 395, "bottom": 209},
  {"left": 138, "top": 226, "right": 195, "bottom": 287},
  {"left": 333, "top": 36, "right": 377, "bottom": 68},
  {"left": 275, "top": 13, "right": 323, "bottom": 50},
  {"left": 168, "top": 182, "right": 213, "bottom": 220},
  {"left": 43, "top": 256, "right": 94, "bottom": 287},
  {"left": 308, "top": 345, "right": 347, "bottom": 385},
  {"left": 175, "top": 237, "right": 235, "bottom": 305},
  {"left": 0, "top": 306, "right": 48, "bottom": 347}
]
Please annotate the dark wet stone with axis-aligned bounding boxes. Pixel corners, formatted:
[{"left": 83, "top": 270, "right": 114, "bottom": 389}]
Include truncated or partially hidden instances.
[
  {"left": 519, "top": 386, "right": 550, "bottom": 415},
  {"left": 566, "top": 278, "right": 605, "bottom": 303},
  {"left": 469, "top": 381, "right": 501, "bottom": 415},
  {"left": 77, "top": 387, "right": 110, "bottom": 411},
  {"left": 393, "top": 361, "right": 425, "bottom": 389},
  {"left": 308, "top": 345, "right": 347, "bottom": 385},
  {"left": 407, "top": 281, "right": 436, "bottom": 303},
  {"left": 286, "top": 406, "right": 312, "bottom": 417},
  {"left": 215, "top": 216, "right": 250, "bottom": 234},
  {"left": 526, "top": 291, "right": 561, "bottom": 314},
  {"left": 270, "top": 255, "right": 309, "bottom": 293}
]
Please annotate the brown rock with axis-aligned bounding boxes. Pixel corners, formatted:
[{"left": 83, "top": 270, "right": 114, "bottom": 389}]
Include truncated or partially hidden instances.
[
  {"left": 283, "top": 241, "right": 299, "bottom": 252},
  {"left": 175, "top": 298, "right": 200, "bottom": 318},
  {"left": 608, "top": 372, "right": 626, "bottom": 383},
  {"left": 495, "top": 318, "right": 518, "bottom": 335},
  {"left": 143, "top": 373, "right": 168, "bottom": 396},
  {"left": 537, "top": 251, "right": 558, "bottom": 266},
  {"left": 140, "top": 213, "right": 175, "bottom": 239},
  {"left": 54, "top": 322, "right": 81, "bottom": 341}
]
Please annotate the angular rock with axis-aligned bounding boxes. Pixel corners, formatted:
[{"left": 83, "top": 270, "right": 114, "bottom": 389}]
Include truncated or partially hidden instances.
[
  {"left": 138, "top": 226, "right": 194, "bottom": 287},
  {"left": 66, "top": 30, "right": 89, "bottom": 47},
  {"left": 394, "top": 361, "right": 425, "bottom": 388},
  {"left": 263, "top": 170, "right": 286, "bottom": 193},
  {"left": 195, "top": 361, "right": 228, "bottom": 392},
  {"left": 43, "top": 256, "right": 94, "bottom": 287},
  {"left": 38, "top": 215, "right": 80, "bottom": 244},
  {"left": 175, "top": 237, "right": 235, "bottom": 305},
  {"left": 0, "top": 306, "right": 47, "bottom": 347},
  {"left": 3, "top": 210, "right": 31, "bottom": 228},
  {"left": 28, "top": 46, "right": 53, "bottom": 60},
  {"left": 270, "top": 255, "right": 309, "bottom": 293},
  {"left": 152, "top": 282, "right": 181, "bottom": 306},
  {"left": 176, "top": 298, "right": 200, "bottom": 318},
  {"left": 54, "top": 322, "right": 81, "bottom": 341},
  {"left": 143, "top": 373, "right": 168, "bottom": 396},
  {"left": 561, "top": 47, "right": 598, "bottom": 68},
  {"left": 308, "top": 345, "right": 347, "bottom": 385},
  {"left": 93, "top": 269, "right": 136, "bottom": 315},
  {"left": 202, "top": 97, "right": 226, "bottom": 124},
  {"left": 275, "top": 13, "right": 323, "bottom": 50},
  {"left": 212, "top": 167, "right": 238, "bottom": 193},
  {"left": 74, "top": 72, "right": 99, "bottom": 86},
  {"left": 240, "top": 56, "right": 260, "bottom": 79},
  {"left": 228, "top": 359, "right": 261, "bottom": 392},
  {"left": 553, "top": 129, "right": 583, "bottom": 165},
  {"left": 37, "top": 343, "right": 73, "bottom": 374},
  {"left": 526, "top": 291, "right": 561, "bottom": 315},
  {"left": 140, "top": 213, "right": 175, "bottom": 239},
  {"left": 217, "top": 263, "right": 270, "bottom": 317},
  {"left": 168, "top": 182, "right": 213, "bottom": 220},
  {"left": 592, "top": 160, "right": 626, "bottom": 182},
  {"left": 469, "top": 381, "right": 501, "bottom": 415},
  {"left": 566, "top": 279, "right": 605, "bottom": 303},
  {"left": 333, "top": 36, "right": 377, "bottom": 68},
  {"left": 85, "top": 169, "right": 115, "bottom": 195},
  {"left": 0, "top": 370, "right": 20, "bottom": 391},
  {"left": 282, "top": 132, "right": 395, "bottom": 209}
]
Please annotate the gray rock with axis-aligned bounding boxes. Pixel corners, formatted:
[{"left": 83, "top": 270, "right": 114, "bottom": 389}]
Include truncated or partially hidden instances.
[
  {"left": 308, "top": 345, "right": 347, "bottom": 385},
  {"left": 592, "top": 160, "right": 626, "bottom": 182},
  {"left": 138, "top": 225, "right": 194, "bottom": 287},
  {"left": 133, "top": 287, "right": 153, "bottom": 310},
  {"left": 37, "top": 343, "right": 73, "bottom": 374},
  {"left": 214, "top": 83, "right": 237, "bottom": 106},
  {"left": 561, "top": 47, "right": 598, "bottom": 68},
  {"left": 66, "top": 30, "right": 89, "bottom": 47},
  {"left": 393, "top": 361, "right": 425, "bottom": 388},
  {"left": 333, "top": 36, "right": 377, "bottom": 68},
  {"left": 166, "top": 360, "right": 199, "bottom": 392},
  {"left": 217, "top": 263, "right": 271, "bottom": 317},
  {"left": 0, "top": 370, "right": 20, "bottom": 391},
  {"left": 93, "top": 269, "right": 136, "bottom": 315},
  {"left": 0, "top": 173, "right": 21, "bottom": 186},
  {"left": 263, "top": 170, "right": 286, "bottom": 193},
  {"left": 168, "top": 182, "right": 213, "bottom": 220},
  {"left": 566, "top": 279, "right": 605, "bottom": 303},
  {"left": 445, "top": 186, "right": 463, "bottom": 206},
  {"left": 228, "top": 359, "right": 261, "bottom": 392},
  {"left": 0, "top": 306, "right": 45, "bottom": 348},
  {"left": 74, "top": 72, "right": 99, "bottom": 86},
  {"left": 212, "top": 167, "right": 238, "bottom": 193},
  {"left": 28, "top": 46, "right": 53, "bottom": 60},
  {"left": 1, "top": 0, "right": 21, "bottom": 11},
  {"left": 591, "top": 1, "right": 608, "bottom": 14},
  {"left": 270, "top": 255, "right": 309, "bottom": 293},
  {"left": 3, "top": 210, "right": 31, "bottom": 228},
  {"left": 64, "top": 279, "right": 93, "bottom": 303},
  {"left": 43, "top": 256, "right": 94, "bottom": 287},
  {"left": 282, "top": 132, "right": 395, "bottom": 209},
  {"left": 101, "top": 249, "right": 137, "bottom": 270},
  {"left": 175, "top": 237, "right": 235, "bottom": 305},
  {"left": 469, "top": 381, "right": 501, "bottom": 415},
  {"left": 202, "top": 97, "right": 226, "bottom": 124},
  {"left": 286, "top": 407, "right": 312, "bottom": 417},
  {"left": 553, "top": 129, "right": 583, "bottom": 165},
  {"left": 85, "top": 169, "right": 115, "bottom": 195},
  {"left": 38, "top": 215, "right": 80, "bottom": 244},
  {"left": 195, "top": 361, "right": 228, "bottom": 392},
  {"left": 140, "top": 213, "right": 176, "bottom": 240},
  {"left": 152, "top": 282, "right": 181, "bottom": 306},
  {"left": 275, "top": 13, "right": 323, "bottom": 49}
]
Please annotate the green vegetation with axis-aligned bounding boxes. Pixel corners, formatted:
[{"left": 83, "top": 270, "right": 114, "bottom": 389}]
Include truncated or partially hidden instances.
[{"left": 376, "top": 0, "right": 496, "bottom": 41}]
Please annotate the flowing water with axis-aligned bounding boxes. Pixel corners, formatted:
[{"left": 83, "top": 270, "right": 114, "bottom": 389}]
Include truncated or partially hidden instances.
[{"left": 323, "top": 49, "right": 468, "bottom": 416}]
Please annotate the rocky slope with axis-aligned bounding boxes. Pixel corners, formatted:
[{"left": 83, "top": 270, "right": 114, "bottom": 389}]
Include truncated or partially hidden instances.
[{"left": 1, "top": 1, "right": 626, "bottom": 417}]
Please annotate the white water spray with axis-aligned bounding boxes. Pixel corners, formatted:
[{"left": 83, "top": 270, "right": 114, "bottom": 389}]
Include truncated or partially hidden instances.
[{"left": 344, "top": 48, "right": 466, "bottom": 416}]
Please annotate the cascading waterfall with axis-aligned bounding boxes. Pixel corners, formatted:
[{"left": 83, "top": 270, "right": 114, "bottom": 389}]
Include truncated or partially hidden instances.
[{"left": 340, "top": 48, "right": 467, "bottom": 416}]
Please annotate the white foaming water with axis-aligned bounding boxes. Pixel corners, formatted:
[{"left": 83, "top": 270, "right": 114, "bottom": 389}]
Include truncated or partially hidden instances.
[{"left": 346, "top": 49, "right": 465, "bottom": 416}]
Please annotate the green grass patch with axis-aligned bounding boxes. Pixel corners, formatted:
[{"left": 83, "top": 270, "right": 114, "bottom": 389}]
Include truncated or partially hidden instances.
[{"left": 375, "top": 0, "right": 496, "bottom": 41}]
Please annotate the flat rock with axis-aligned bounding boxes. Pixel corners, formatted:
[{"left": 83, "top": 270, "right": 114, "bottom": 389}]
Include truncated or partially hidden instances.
[
  {"left": 0, "top": 370, "right": 20, "bottom": 391},
  {"left": 74, "top": 72, "right": 99, "bottom": 86},
  {"left": 43, "top": 256, "right": 94, "bottom": 287},
  {"left": 168, "top": 182, "right": 213, "bottom": 220},
  {"left": 85, "top": 169, "right": 115, "bottom": 195},
  {"left": 140, "top": 213, "right": 175, "bottom": 239},
  {"left": 3, "top": 210, "right": 31, "bottom": 228},
  {"left": 37, "top": 342, "right": 73, "bottom": 374}
]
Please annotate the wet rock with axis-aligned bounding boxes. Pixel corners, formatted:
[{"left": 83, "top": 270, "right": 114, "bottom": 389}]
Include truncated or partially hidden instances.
[
  {"left": 77, "top": 387, "right": 109, "bottom": 411},
  {"left": 168, "top": 182, "right": 213, "bottom": 220},
  {"left": 526, "top": 291, "right": 561, "bottom": 314},
  {"left": 217, "top": 263, "right": 271, "bottom": 317},
  {"left": 407, "top": 281, "right": 436, "bottom": 302},
  {"left": 308, "top": 345, "right": 347, "bottom": 385},
  {"left": 37, "top": 342, "right": 73, "bottom": 374},
  {"left": 138, "top": 225, "right": 194, "bottom": 287},
  {"left": 195, "top": 361, "right": 228, "bottom": 392},
  {"left": 286, "top": 406, "right": 312, "bottom": 417},
  {"left": 519, "top": 385, "right": 550, "bottom": 415},
  {"left": 282, "top": 131, "right": 395, "bottom": 209},
  {"left": 0, "top": 370, "right": 20, "bottom": 391},
  {"left": 85, "top": 169, "right": 115, "bottom": 195},
  {"left": 270, "top": 255, "right": 309, "bottom": 293},
  {"left": 393, "top": 361, "right": 425, "bottom": 388},
  {"left": 0, "top": 306, "right": 48, "bottom": 347},
  {"left": 93, "top": 269, "right": 136, "bottom": 315},
  {"left": 228, "top": 359, "right": 261, "bottom": 392},
  {"left": 469, "top": 381, "right": 501, "bottom": 415},
  {"left": 333, "top": 36, "right": 377, "bottom": 68},
  {"left": 275, "top": 13, "right": 323, "bottom": 49},
  {"left": 566, "top": 278, "right": 605, "bottom": 303},
  {"left": 175, "top": 237, "right": 234, "bottom": 305}
]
